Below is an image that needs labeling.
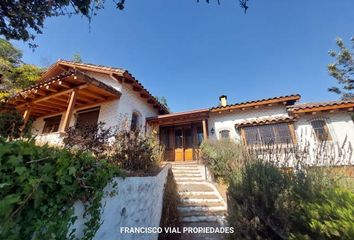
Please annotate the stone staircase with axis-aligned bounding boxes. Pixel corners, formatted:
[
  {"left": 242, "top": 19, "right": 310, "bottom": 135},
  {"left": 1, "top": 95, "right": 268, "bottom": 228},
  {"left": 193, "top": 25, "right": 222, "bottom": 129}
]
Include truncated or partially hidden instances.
[{"left": 171, "top": 162, "right": 227, "bottom": 227}]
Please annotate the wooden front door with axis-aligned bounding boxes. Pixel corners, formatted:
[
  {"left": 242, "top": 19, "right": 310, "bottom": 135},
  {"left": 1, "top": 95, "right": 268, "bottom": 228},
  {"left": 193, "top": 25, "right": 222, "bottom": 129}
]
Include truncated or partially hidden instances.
[
  {"left": 183, "top": 127, "right": 193, "bottom": 161},
  {"left": 161, "top": 123, "right": 205, "bottom": 161},
  {"left": 174, "top": 128, "right": 184, "bottom": 161}
]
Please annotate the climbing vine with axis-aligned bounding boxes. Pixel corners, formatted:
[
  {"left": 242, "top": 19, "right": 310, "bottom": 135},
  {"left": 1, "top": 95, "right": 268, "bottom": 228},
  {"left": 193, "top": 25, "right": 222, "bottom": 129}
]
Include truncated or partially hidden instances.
[{"left": 0, "top": 138, "right": 122, "bottom": 240}]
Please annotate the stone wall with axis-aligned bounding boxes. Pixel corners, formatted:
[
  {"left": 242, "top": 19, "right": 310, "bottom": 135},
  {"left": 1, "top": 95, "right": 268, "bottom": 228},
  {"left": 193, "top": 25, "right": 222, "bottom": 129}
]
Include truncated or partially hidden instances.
[{"left": 70, "top": 164, "right": 171, "bottom": 240}]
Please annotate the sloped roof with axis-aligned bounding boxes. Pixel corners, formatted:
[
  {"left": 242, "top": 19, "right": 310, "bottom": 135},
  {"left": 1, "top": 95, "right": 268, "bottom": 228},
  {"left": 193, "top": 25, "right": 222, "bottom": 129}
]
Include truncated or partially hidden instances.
[
  {"left": 40, "top": 60, "right": 169, "bottom": 114},
  {"left": 210, "top": 94, "right": 301, "bottom": 112},
  {"left": 235, "top": 116, "right": 295, "bottom": 128},
  {"left": 288, "top": 99, "right": 354, "bottom": 113}
]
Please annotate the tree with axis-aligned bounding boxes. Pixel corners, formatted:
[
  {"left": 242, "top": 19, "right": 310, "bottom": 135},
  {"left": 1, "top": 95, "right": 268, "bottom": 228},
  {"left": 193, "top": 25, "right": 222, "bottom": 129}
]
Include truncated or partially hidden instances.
[
  {"left": 328, "top": 37, "right": 354, "bottom": 100},
  {"left": 156, "top": 96, "right": 170, "bottom": 111},
  {"left": 0, "top": 1, "right": 249, "bottom": 44},
  {"left": 72, "top": 53, "right": 83, "bottom": 63},
  {"left": 0, "top": 39, "right": 42, "bottom": 100}
]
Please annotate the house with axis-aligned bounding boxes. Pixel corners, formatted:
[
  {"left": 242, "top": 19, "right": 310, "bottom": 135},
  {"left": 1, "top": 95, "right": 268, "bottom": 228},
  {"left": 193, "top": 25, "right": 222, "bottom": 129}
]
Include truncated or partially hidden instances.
[{"left": 5, "top": 60, "right": 354, "bottom": 163}]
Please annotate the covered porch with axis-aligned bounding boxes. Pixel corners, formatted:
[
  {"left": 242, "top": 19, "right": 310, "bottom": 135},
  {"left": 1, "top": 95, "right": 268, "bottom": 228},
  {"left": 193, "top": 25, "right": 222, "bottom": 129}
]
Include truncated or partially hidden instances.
[
  {"left": 7, "top": 69, "right": 121, "bottom": 144},
  {"left": 147, "top": 109, "right": 209, "bottom": 161}
]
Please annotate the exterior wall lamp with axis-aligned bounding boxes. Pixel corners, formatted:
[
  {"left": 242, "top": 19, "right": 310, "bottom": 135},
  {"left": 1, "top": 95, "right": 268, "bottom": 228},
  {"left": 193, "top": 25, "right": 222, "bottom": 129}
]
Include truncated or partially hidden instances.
[{"left": 210, "top": 128, "right": 215, "bottom": 135}]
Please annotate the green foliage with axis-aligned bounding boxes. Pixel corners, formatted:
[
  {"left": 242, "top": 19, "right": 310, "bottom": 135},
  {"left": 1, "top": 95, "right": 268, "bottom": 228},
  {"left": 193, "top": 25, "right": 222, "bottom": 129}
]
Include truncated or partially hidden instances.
[
  {"left": 0, "top": 39, "right": 42, "bottom": 99},
  {"left": 291, "top": 188, "right": 354, "bottom": 239},
  {"left": 228, "top": 160, "right": 293, "bottom": 239},
  {"left": 0, "top": 39, "right": 22, "bottom": 65},
  {"left": 7, "top": 64, "right": 43, "bottom": 89},
  {"left": 155, "top": 96, "right": 170, "bottom": 111},
  {"left": 328, "top": 37, "right": 354, "bottom": 100},
  {"left": 0, "top": 108, "right": 31, "bottom": 139},
  {"left": 0, "top": 1, "right": 126, "bottom": 43},
  {"left": 0, "top": 138, "right": 121, "bottom": 240},
  {"left": 72, "top": 53, "right": 83, "bottom": 63},
  {"left": 228, "top": 159, "right": 354, "bottom": 239},
  {"left": 200, "top": 139, "right": 250, "bottom": 180}
]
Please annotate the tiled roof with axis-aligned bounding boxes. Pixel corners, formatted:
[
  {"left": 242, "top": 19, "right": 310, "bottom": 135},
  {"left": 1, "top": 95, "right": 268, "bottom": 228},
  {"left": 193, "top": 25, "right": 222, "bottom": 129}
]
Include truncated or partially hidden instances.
[
  {"left": 42, "top": 60, "right": 169, "bottom": 114},
  {"left": 288, "top": 99, "right": 354, "bottom": 111},
  {"left": 210, "top": 94, "right": 301, "bottom": 111},
  {"left": 235, "top": 116, "right": 295, "bottom": 128}
]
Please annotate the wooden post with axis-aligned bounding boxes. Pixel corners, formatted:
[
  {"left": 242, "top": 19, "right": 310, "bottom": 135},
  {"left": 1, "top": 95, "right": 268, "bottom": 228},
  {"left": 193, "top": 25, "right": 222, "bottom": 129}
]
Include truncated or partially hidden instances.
[
  {"left": 60, "top": 89, "right": 78, "bottom": 133},
  {"left": 20, "top": 105, "right": 31, "bottom": 132},
  {"left": 202, "top": 119, "right": 208, "bottom": 140}
]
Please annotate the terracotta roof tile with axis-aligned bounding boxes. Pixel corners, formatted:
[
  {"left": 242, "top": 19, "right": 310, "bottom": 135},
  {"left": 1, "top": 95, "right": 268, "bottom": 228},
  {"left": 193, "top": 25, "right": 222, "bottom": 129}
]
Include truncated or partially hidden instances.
[
  {"left": 288, "top": 99, "right": 354, "bottom": 111},
  {"left": 235, "top": 116, "right": 295, "bottom": 128},
  {"left": 210, "top": 94, "right": 301, "bottom": 111}
]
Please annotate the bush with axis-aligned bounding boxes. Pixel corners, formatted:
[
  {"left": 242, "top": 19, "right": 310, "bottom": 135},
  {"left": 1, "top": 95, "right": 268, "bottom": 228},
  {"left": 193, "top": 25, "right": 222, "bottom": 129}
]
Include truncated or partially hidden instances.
[
  {"left": 0, "top": 138, "right": 121, "bottom": 240},
  {"left": 228, "top": 159, "right": 354, "bottom": 239},
  {"left": 291, "top": 187, "right": 354, "bottom": 239},
  {"left": 0, "top": 107, "right": 31, "bottom": 139},
  {"left": 228, "top": 160, "right": 293, "bottom": 239},
  {"left": 63, "top": 122, "right": 116, "bottom": 157},
  {"left": 109, "top": 129, "right": 161, "bottom": 174},
  {"left": 200, "top": 139, "right": 250, "bottom": 180}
]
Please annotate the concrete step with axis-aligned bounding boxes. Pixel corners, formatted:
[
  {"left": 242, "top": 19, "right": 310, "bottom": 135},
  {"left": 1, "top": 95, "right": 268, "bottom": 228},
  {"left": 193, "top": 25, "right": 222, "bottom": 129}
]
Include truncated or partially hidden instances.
[
  {"left": 177, "top": 204, "right": 227, "bottom": 213},
  {"left": 180, "top": 197, "right": 222, "bottom": 204},
  {"left": 171, "top": 166, "right": 200, "bottom": 169},
  {"left": 180, "top": 215, "right": 226, "bottom": 223},
  {"left": 173, "top": 172, "right": 202, "bottom": 177},
  {"left": 177, "top": 184, "right": 215, "bottom": 193},
  {"left": 180, "top": 209, "right": 226, "bottom": 217},
  {"left": 174, "top": 177, "right": 204, "bottom": 181},
  {"left": 176, "top": 181, "right": 208, "bottom": 185}
]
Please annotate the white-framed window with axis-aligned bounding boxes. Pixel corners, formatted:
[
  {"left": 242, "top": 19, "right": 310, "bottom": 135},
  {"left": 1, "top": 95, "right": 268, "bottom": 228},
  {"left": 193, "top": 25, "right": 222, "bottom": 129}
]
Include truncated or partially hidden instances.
[
  {"left": 219, "top": 129, "right": 230, "bottom": 139},
  {"left": 131, "top": 111, "right": 142, "bottom": 131},
  {"left": 310, "top": 118, "right": 332, "bottom": 142}
]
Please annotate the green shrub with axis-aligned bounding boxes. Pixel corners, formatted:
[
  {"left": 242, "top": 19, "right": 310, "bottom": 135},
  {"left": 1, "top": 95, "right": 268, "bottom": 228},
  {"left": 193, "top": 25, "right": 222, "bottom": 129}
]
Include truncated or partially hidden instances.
[
  {"left": 291, "top": 187, "right": 354, "bottom": 239},
  {"left": 200, "top": 139, "right": 250, "bottom": 180},
  {"left": 228, "top": 159, "right": 354, "bottom": 239},
  {"left": 0, "top": 138, "right": 121, "bottom": 240},
  {"left": 0, "top": 107, "right": 31, "bottom": 139},
  {"left": 228, "top": 160, "right": 293, "bottom": 239}
]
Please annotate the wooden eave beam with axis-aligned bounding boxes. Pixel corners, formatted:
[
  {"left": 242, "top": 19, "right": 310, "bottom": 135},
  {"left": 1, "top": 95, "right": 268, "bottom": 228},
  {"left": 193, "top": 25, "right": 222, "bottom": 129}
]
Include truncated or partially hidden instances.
[
  {"left": 16, "top": 83, "right": 89, "bottom": 109},
  {"left": 79, "top": 89, "right": 106, "bottom": 101}
]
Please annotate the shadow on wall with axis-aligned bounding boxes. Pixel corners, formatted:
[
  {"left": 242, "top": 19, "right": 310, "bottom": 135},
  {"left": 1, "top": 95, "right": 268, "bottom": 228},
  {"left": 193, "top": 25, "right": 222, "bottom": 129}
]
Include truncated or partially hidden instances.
[{"left": 159, "top": 169, "right": 181, "bottom": 240}]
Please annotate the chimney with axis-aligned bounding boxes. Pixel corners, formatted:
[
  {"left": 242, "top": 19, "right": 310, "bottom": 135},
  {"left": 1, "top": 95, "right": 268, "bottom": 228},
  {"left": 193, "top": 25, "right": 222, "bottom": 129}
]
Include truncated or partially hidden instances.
[{"left": 219, "top": 95, "right": 228, "bottom": 107}]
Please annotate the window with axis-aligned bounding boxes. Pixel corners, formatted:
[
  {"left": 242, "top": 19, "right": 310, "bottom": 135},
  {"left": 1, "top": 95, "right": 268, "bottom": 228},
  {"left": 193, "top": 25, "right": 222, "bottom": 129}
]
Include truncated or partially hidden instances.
[
  {"left": 76, "top": 107, "right": 100, "bottom": 127},
  {"left": 42, "top": 115, "right": 62, "bottom": 134},
  {"left": 160, "top": 127, "right": 172, "bottom": 149},
  {"left": 219, "top": 130, "right": 230, "bottom": 139},
  {"left": 243, "top": 123, "right": 293, "bottom": 145},
  {"left": 131, "top": 111, "right": 141, "bottom": 131},
  {"left": 310, "top": 119, "right": 331, "bottom": 141},
  {"left": 196, "top": 126, "right": 204, "bottom": 146}
]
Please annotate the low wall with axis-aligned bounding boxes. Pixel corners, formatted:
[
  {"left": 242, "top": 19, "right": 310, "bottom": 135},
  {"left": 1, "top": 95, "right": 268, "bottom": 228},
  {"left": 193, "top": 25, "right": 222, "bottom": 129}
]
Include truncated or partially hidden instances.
[{"left": 70, "top": 164, "right": 171, "bottom": 240}]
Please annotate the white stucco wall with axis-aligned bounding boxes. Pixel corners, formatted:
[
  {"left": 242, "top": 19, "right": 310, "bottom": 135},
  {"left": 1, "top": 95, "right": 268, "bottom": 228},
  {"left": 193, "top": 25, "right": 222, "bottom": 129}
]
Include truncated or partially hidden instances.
[
  {"left": 208, "top": 105, "right": 288, "bottom": 141},
  {"left": 31, "top": 72, "right": 159, "bottom": 144},
  {"left": 70, "top": 164, "right": 171, "bottom": 240},
  {"left": 294, "top": 112, "right": 354, "bottom": 164}
]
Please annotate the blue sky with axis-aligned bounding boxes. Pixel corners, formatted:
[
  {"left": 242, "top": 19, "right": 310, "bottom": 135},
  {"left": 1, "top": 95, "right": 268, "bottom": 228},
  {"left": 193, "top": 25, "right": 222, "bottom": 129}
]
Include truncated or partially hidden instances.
[{"left": 11, "top": 0, "right": 354, "bottom": 112}]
